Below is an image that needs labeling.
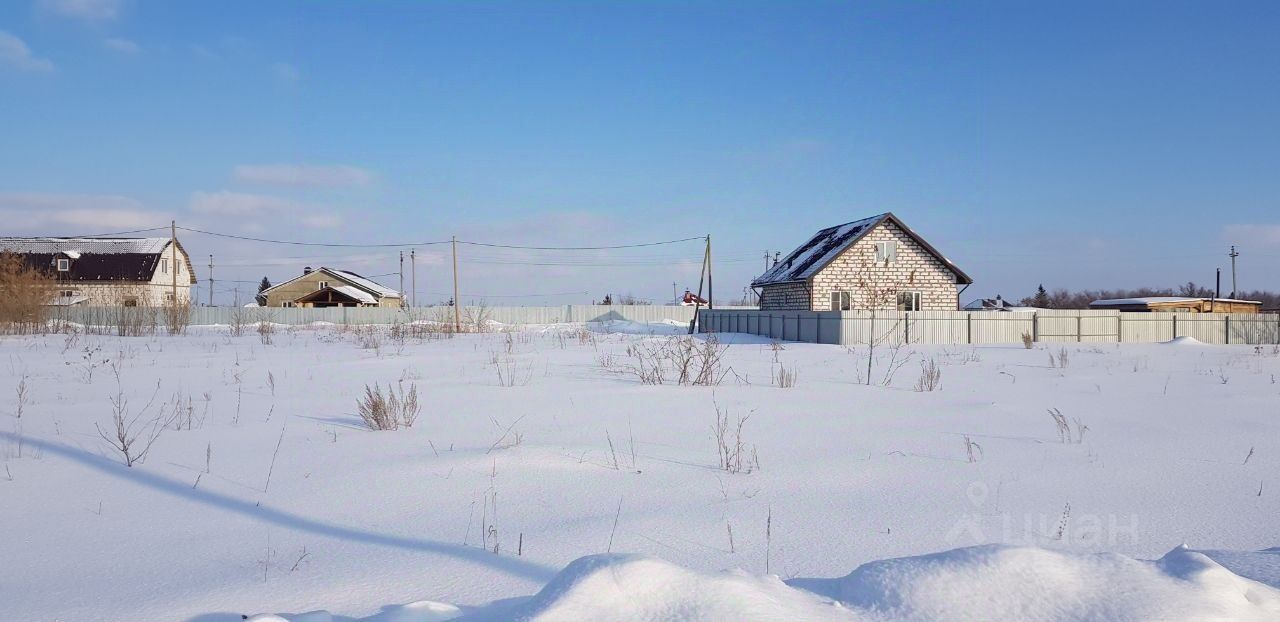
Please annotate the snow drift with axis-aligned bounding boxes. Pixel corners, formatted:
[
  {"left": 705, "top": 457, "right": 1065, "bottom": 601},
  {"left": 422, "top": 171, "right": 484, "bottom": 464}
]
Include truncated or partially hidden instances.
[{"left": 253, "top": 544, "right": 1280, "bottom": 622}]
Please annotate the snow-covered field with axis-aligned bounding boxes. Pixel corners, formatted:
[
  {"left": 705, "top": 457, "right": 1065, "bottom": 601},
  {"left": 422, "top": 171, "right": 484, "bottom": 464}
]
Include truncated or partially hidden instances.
[{"left": 2, "top": 322, "right": 1278, "bottom": 621}]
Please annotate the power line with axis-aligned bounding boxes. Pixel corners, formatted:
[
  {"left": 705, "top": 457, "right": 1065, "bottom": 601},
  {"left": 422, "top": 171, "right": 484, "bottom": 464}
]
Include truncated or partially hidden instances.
[
  {"left": 457, "top": 237, "right": 703, "bottom": 250},
  {"left": 177, "top": 225, "right": 702, "bottom": 251},
  {"left": 65, "top": 226, "right": 171, "bottom": 238},
  {"left": 177, "top": 226, "right": 451, "bottom": 248}
]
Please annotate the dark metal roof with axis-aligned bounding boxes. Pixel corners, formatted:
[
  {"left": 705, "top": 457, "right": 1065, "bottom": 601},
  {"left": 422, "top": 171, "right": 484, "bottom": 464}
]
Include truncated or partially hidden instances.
[{"left": 0, "top": 237, "right": 196, "bottom": 284}]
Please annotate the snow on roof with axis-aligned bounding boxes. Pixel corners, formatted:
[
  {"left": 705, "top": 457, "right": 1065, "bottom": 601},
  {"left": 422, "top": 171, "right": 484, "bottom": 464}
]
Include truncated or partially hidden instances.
[
  {"left": 328, "top": 285, "right": 378, "bottom": 304},
  {"left": 327, "top": 269, "right": 401, "bottom": 298},
  {"left": 262, "top": 266, "right": 402, "bottom": 300},
  {"left": 752, "top": 214, "right": 886, "bottom": 286},
  {"left": 1090, "top": 297, "right": 1261, "bottom": 306},
  {"left": 0, "top": 237, "right": 170, "bottom": 255},
  {"left": 45, "top": 294, "right": 89, "bottom": 306}
]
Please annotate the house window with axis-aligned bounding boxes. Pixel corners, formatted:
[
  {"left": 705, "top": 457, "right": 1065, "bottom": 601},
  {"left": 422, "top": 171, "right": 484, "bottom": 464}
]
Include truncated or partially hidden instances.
[
  {"left": 282, "top": 301, "right": 295, "bottom": 308},
  {"left": 164, "top": 292, "right": 175, "bottom": 302},
  {"left": 123, "top": 297, "right": 139, "bottom": 307},
  {"left": 317, "top": 281, "right": 329, "bottom": 290},
  {"left": 160, "top": 258, "right": 169, "bottom": 273},
  {"left": 830, "top": 291, "right": 851, "bottom": 311},
  {"left": 898, "top": 291, "right": 922, "bottom": 311},
  {"left": 875, "top": 241, "right": 897, "bottom": 264},
  {"left": 60, "top": 289, "right": 77, "bottom": 298},
  {"left": 56, "top": 258, "right": 70, "bottom": 272}
]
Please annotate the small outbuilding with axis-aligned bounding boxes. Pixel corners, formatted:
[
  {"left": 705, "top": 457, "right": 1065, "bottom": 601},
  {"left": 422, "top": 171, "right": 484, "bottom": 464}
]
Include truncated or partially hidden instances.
[{"left": 1088, "top": 297, "right": 1261, "bottom": 314}]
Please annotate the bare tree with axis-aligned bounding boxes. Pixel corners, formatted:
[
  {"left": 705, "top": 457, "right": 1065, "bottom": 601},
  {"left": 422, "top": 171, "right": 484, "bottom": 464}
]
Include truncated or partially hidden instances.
[{"left": 96, "top": 380, "right": 172, "bottom": 467}]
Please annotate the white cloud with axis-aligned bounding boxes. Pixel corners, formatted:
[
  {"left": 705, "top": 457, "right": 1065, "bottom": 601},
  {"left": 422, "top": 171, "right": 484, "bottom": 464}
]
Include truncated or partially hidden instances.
[
  {"left": 0, "top": 193, "right": 165, "bottom": 231},
  {"left": 189, "top": 191, "right": 299, "bottom": 216},
  {"left": 37, "top": 0, "right": 122, "bottom": 22},
  {"left": 299, "top": 213, "right": 343, "bottom": 229},
  {"left": 0, "top": 31, "right": 55, "bottom": 72},
  {"left": 271, "top": 61, "right": 300, "bottom": 82},
  {"left": 189, "top": 191, "right": 346, "bottom": 230},
  {"left": 233, "top": 164, "right": 372, "bottom": 188},
  {"left": 103, "top": 37, "right": 139, "bottom": 54},
  {"left": 1223, "top": 224, "right": 1280, "bottom": 247}
]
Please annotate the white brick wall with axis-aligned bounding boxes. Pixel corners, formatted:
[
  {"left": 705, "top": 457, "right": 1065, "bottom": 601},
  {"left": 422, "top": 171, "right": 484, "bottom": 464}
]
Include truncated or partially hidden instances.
[{"left": 759, "top": 220, "right": 960, "bottom": 311}]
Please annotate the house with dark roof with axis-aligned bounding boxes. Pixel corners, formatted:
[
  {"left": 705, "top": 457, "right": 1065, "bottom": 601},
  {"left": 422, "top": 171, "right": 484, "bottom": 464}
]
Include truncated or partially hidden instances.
[
  {"left": 751, "top": 213, "right": 972, "bottom": 311},
  {"left": 260, "top": 267, "right": 404, "bottom": 308},
  {"left": 0, "top": 237, "right": 196, "bottom": 307}
]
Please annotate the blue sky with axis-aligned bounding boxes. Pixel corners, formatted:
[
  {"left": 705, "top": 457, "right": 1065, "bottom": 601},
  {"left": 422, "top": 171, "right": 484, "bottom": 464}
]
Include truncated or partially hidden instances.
[{"left": 2, "top": 0, "right": 1278, "bottom": 305}]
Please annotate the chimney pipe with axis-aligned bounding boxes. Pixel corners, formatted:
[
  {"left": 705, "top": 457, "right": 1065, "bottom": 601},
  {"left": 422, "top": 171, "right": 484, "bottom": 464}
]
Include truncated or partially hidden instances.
[{"left": 304, "top": 266, "right": 312, "bottom": 275}]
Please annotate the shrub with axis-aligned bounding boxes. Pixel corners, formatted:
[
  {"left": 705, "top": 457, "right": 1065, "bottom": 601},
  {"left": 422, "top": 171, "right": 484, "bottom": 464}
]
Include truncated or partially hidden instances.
[
  {"left": 356, "top": 382, "right": 420, "bottom": 430},
  {"left": 0, "top": 251, "right": 54, "bottom": 335},
  {"left": 914, "top": 357, "right": 942, "bottom": 392}
]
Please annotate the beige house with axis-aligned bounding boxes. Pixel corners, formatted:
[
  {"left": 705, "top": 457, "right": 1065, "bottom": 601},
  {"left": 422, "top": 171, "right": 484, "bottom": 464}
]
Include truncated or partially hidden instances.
[
  {"left": 260, "top": 267, "right": 404, "bottom": 308},
  {"left": 752, "top": 213, "right": 972, "bottom": 311},
  {"left": 1, "top": 237, "right": 195, "bottom": 307}
]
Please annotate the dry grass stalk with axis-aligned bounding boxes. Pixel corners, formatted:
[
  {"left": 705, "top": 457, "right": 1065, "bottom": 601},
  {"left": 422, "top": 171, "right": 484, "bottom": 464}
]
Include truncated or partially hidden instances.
[
  {"left": 356, "top": 381, "right": 421, "bottom": 430},
  {"left": 914, "top": 357, "right": 942, "bottom": 392}
]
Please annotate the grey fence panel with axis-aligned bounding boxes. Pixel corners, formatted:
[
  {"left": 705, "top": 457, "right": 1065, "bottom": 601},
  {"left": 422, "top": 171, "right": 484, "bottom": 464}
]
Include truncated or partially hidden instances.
[
  {"left": 970, "top": 313, "right": 1035, "bottom": 344},
  {"left": 1034, "top": 309, "right": 1120, "bottom": 343},
  {"left": 1173, "top": 313, "right": 1225, "bottom": 344},
  {"left": 1119, "top": 314, "right": 1173, "bottom": 343}
]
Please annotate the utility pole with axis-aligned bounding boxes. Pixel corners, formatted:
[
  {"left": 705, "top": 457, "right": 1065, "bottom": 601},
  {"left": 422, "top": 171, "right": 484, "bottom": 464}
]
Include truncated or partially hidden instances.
[
  {"left": 1229, "top": 246, "right": 1239, "bottom": 298},
  {"left": 706, "top": 234, "right": 713, "bottom": 309},
  {"left": 451, "top": 236, "right": 461, "bottom": 332},
  {"left": 208, "top": 254, "right": 214, "bottom": 307},
  {"left": 399, "top": 251, "right": 405, "bottom": 308},
  {"left": 673, "top": 282, "right": 678, "bottom": 305},
  {"left": 170, "top": 220, "right": 178, "bottom": 307},
  {"left": 687, "top": 235, "right": 711, "bottom": 334},
  {"left": 410, "top": 249, "right": 417, "bottom": 308},
  {"left": 764, "top": 251, "right": 771, "bottom": 273}
]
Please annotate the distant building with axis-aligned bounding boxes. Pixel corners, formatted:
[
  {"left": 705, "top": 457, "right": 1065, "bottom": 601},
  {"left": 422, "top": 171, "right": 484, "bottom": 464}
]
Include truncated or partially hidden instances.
[
  {"left": 0, "top": 237, "right": 195, "bottom": 307},
  {"left": 751, "top": 213, "right": 972, "bottom": 311},
  {"left": 964, "top": 296, "right": 1038, "bottom": 312},
  {"left": 260, "top": 266, "right": 403, "bottom": 308},
  {"left": 1089, "top": 297, "right": 1261, "bottom": 314}
]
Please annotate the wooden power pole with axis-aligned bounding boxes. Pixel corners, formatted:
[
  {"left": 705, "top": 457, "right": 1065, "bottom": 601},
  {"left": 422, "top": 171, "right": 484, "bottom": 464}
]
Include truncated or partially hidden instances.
[
  {"left": 452, "top": 236, "right": 461, "bottom": 331},
  {"left": 706, "top": 234, "right": 712, "bottom": 309},
  {"left": 170, "top": 220, "right": 178, "bottom": 307},
  {"left": 410, "top": 249, "right": 417, "bottom": 308},
  {"left": 399, "top": 251, "right": 405, "bottom": 307},
  {"left": 208, "top": 254, "right": 214, "bottom": 307}
]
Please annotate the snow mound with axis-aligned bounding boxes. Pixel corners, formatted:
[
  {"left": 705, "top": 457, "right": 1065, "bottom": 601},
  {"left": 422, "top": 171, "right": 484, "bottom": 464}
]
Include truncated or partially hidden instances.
[
  {"left": 794, "top": 544, "right": 1280, "bottom": 622},
  {"left": 259, "top": 546, "right": 1280, "bottom": 621},
  {"left": 465, "top": 553, "right": 853, "bottom": 621},
  {"left": 1163, "top": 335, "right": 1206, "bottom": 345}
]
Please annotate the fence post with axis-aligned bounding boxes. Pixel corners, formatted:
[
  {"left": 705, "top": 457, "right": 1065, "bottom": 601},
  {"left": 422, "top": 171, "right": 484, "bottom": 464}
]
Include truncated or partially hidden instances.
[
  {"left": 1225, "top": 315, "right": 1230, "bottom": 345},
  {"left": 1032, "top": 313, "right": 1039, "bottom": 342},
  {"left": 904, "top": 312, "right": 910, "bottom": 344},
  {"left": 1077, "top": 314, "right": 1082, "bottom": 342},
  {"left": 1172, "top": 314, "right": 1177, "bottom": 339},
  {"left": 966, "top": 313, "right": 972, "bottom": 344}
]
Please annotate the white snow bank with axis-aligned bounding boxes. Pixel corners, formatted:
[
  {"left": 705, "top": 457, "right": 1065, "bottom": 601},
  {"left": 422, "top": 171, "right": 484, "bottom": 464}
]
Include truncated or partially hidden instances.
[
  {"left": 259, "top": 545, "right": 1280, "bottom": 622},
  {"left": 1163, "top": 336, "right": 1206, "bottom": 346},
  {"left": 794, "top": 544, "right": 1280, "bottom": 622}
]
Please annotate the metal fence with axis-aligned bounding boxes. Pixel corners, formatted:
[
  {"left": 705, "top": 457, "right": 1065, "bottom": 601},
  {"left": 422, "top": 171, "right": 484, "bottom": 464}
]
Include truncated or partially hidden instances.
[
  {"left": 46, "top": 304, "right": 754, "bottom": 328},
  {"left": 698, "top": 309, "right": 1280, "bottom": 346}
]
